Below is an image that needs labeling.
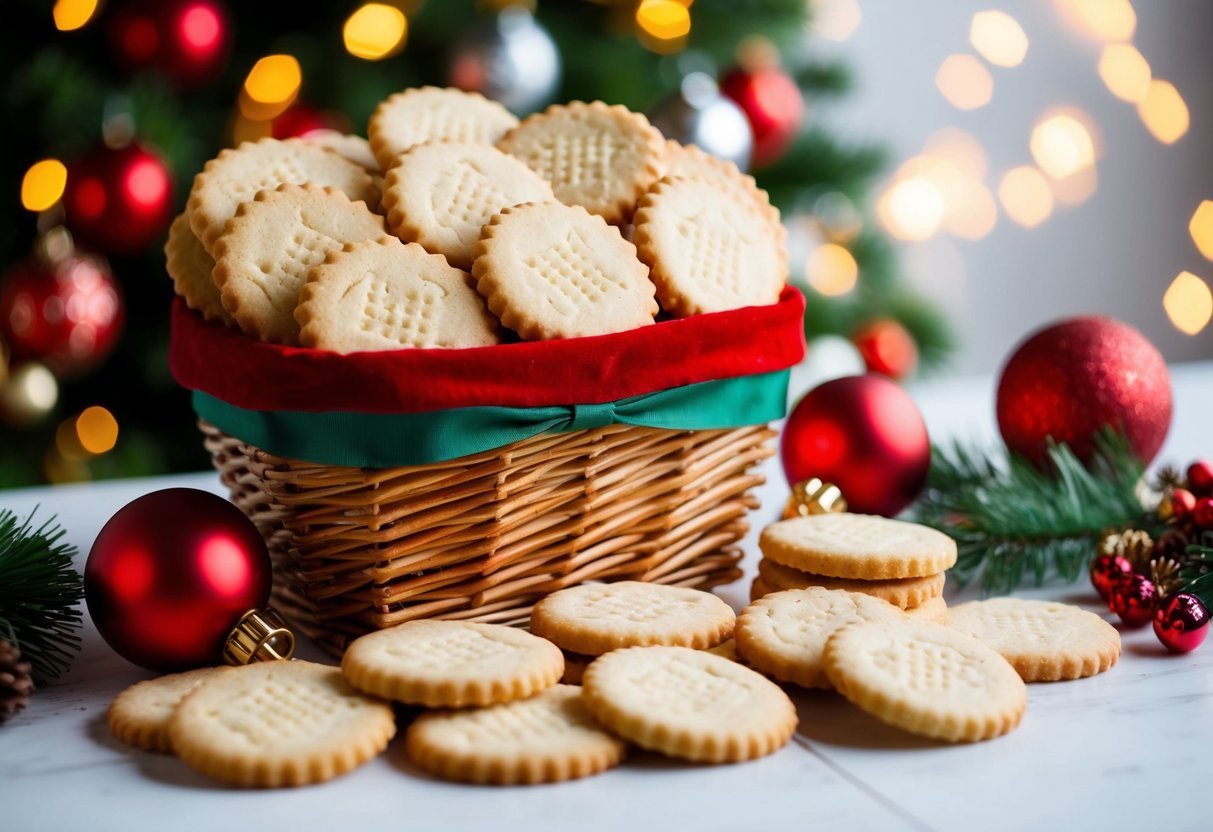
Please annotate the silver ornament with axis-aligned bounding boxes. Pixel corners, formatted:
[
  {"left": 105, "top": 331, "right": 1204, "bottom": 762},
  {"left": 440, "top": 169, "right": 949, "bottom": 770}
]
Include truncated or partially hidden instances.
[
  {"left": 648, "top": 72, "right": 753, "bottom": 172},
  {"left": 447, "top": 7, "right": 561, "bottom": 116}
]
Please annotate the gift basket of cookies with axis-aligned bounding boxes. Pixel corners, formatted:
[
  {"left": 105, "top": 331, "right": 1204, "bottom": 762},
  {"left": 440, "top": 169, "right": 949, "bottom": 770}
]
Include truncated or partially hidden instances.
[{"left": 166, "top": 87, "right": 804, "bottom": 653}]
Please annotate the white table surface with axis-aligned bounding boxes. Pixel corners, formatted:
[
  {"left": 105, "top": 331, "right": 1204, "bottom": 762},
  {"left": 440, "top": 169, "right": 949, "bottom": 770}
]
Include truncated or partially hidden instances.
[{"left": 2, "top": 362, "right": 1211, "bottom": 832}]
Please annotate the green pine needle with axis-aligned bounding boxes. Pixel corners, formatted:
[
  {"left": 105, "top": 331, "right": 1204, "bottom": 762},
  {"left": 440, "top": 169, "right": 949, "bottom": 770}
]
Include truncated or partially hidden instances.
[
  {"left": 0, "top": 508, "right": 84, "bottom": 685},
  {"left": 1179, "top": 543, "right": 1213, "bottom": 608},
  {"left": 912, "top": 432, "right": 1148, "bottom": 594}
]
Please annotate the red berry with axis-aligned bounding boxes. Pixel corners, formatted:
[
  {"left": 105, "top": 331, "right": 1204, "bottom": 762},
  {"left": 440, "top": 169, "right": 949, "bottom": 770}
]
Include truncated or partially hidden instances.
[
  {"left": 1188, "top": 460, "right": 1213, "bottom": 496},
  {"left": 1195, "top": 497, "right": 1213, "bottom": 530},
  {"left": 1110, "top": 574, "right": 1157, "bottom": 628},
  {"left": 1172, "top": 488, "right": 1197, "bottom": 521},
  {"left": 1090, "top": 553, "right": 1133, "bottom": 601},
  {"left": 1154, "top": 592, "right": 1210, "bottom": 653}
]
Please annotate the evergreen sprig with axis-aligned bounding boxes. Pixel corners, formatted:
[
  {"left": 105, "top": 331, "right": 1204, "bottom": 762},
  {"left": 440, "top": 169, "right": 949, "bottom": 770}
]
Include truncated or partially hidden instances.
[
  {"left": 1179, "top": 543, "right": 1213, "bottom": 608},
  {"left": 0, "top": 508, "right": 84, "bottom": 685},
  {"left": 913, "top": 433, "right": 1148, "bottom": 595}
]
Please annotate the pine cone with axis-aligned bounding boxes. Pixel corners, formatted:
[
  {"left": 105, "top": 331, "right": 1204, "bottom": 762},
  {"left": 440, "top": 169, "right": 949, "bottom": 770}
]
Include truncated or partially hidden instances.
[
  {"left": 0, "top": 639, "right": 34, "bottom": 724},
  {"left": 1100, "top": 529, "right": 1155, "bottom": 572}
]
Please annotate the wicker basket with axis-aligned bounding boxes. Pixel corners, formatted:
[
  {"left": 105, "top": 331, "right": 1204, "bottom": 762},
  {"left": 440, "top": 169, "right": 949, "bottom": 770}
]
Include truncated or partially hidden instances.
[{"left": 202, "top": 419, "right": 776, "bottom": 655}]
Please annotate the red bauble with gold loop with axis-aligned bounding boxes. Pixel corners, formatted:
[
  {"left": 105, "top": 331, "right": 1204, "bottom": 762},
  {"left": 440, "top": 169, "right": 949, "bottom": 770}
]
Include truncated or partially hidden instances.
[{"left": 63, "top": 142, "right": 174, "bottom": 256}]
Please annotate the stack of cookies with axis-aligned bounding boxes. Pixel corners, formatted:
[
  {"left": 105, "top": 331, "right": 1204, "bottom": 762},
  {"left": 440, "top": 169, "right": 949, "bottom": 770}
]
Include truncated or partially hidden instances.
[
  {"left": 753, "top": 513, "right": 955, "bottom": 623},
  {"left": 166, "top": 86, "right": 789, "bottom": 352}
]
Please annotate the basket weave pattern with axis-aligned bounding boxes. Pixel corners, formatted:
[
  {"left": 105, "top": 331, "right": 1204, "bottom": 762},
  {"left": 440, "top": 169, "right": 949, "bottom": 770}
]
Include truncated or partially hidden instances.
[{"left": 201, "top": 420, "right": 775, "bottom": 655}]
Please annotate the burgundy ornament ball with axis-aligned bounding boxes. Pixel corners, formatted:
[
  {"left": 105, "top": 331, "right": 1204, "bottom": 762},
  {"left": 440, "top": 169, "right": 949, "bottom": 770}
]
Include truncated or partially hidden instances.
[
  {"left": 996, "top": 317, "right": 1171, "bottom": 467},
  {"left": 85, "top": 488, "right": 272, "bottom": 671},
  {"left": 1109, "top": 573, "right": 1157, "bottom": 628},
  {"left": 719, "top": 64, "right": 804, "bottom": 168},
  {"left": 63, "top": 142, "right": 174, "bottom": 256},
  {"left": 781, "top": 375, "right": 930, "bottom": 517},
  {"left": 1188, "top": 460, "right": 1213, "bottom": 496},
  {"left": 1153, "top": 593, "right": 1210, "bottom": 654},
  {"left": 1089, "top": 552, "right": 1132, "bottom": 601},
  {"left": 108, "top": 0, "right": 231, "bottom": 89}
]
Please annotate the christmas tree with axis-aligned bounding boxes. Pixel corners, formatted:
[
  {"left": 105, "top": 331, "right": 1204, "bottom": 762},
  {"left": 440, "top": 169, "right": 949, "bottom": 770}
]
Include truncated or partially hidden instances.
[{"left": 1, "top": 0, "right": 951, "bottom": 487}]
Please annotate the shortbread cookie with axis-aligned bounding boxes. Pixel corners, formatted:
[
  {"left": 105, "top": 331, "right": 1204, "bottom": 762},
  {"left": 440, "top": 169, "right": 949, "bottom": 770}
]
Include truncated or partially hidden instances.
[
  {"left": 303, "top": 130, "right": 381, "bottom": 173},
  {"left": 169, "top": 660, "right": 395, "bottom": 787},
  {"left": 662, "top": 141, "right": 786, "bottom": 239},
  {"left": 582, "top": 646, "right": 797, "bottom": 763},
  {"left": 561, "top": 651, "right": 592, "bottom": 685},
  {"left": 759, "top": 514, "right": 958, "bottom": 580},
  {"left": 735, "top": 587, "right": 907, "bottom": 689},
  {"left": 107, "top": 667, "right": 227, "bottom": 753},
  {"left": 369, "top": 86, "right": 519, "bottom": 171},
  {"left": 342, "top": 620, "right": 563, "bottom": 707},
  {"left": 750, "top": 577, "right": 776, "bottom": 602},
  {"left": 497, "top": 101, "right": 665, "bottom": 223},
  {"left": 757, "top": 557, "right": 945, "bottom": 609},
  {"left": 382, "top": 141, "right": 555, "bottom": 268},
  {"left": 297, "top": 237, "right": 500, "bottom": 352},
  {"left": 472, "top": 202, "right": 657, "bottom": 340},
  {"left": 823, "top": 619, "right": 1027, "bottom": 743},
  {"left": 633, "top": 175, "right": 787, "bottom": 316},
  {"left": 530, "top": 581, "right": 734, "bottom": 656},
  {"left": 947, "top": 598, "right": 1120, "bottom": 682},
  {"left": 187, "top": 138, "right": 378, "bottom": 253},
  {"left": 165, "top": 213, "right": 233, "bottom": 327},
  {"left": 905, "top": 595, "right": 949, "bottom": 624},
  {"left": 213, "top": 183, "right": 386, "bottom": 344},
  {"left": 406, "top": 684, "right": 625, "bottom": 785},
  {"left": 704, "top": 638, "right": 737, "bottom": 661}
]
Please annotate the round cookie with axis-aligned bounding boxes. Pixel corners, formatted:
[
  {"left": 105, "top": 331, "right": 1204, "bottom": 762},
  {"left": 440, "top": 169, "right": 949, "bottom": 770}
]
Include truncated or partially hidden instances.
[
  {"left": 582, "top": 646, "right": 797, "bottom": 763},
  {"left": 107, "top": 667, "right": 228, "bottom": 753},
  {"left": 750, "top": 577, "right": 776, "bottom": 603},
  {"left": 296, "top": 237, "right": 500, "bottom": 352},
  {"left": 472, "top": 202, "right": 657, "bottom": 340},
  {"left": 341, "top": 620, "right": 564, "bottom": 707},
  {"left": 530, "top": 581, "right": 734, "bottom": 656},
  {"left": 165, "top": 213, "right": 233, "bottom": 327},
  {"left": 212, "top": 183, "right": 386, "bottom": 345},
  {"left": 759, "top": 514, "right": 958, "bottom": 580},
  {"left": 735, "top": 587, "right": 907, "bottom": 689},
  {"left": 823, "top": 619, "right": 1027, "bottom": 743},
  {"left": 947, "top": 598, "right": 1120, "bottom": 682},
  {"left": 905, "top": 595, "right": 949, "bottom": 624},
  {"left": 187, "top": 137, "right": 378, "bottom": 254},
  {"left": 633, "top": 175, "right": 787, "bottom": 317},
  {"left": 757, "top": 557, "right": 946, "bottom": 609},
  {"left": 405, "top": 684, "right": 625, "bottom": 785},
  {"left": 302, "top": 130, "right": 381, "bottom": 173},
  {"left": 497, "top": 101, "right": 665, "bottom": 223},
  {"left": 168, "top": 660, "right": 395, "bottom": 788},
  {"left": 382, "top": 141, "right": 555, "bottom": 269},
  {"left": 369, "top": 86, "right": 519, "bottom": 171}
]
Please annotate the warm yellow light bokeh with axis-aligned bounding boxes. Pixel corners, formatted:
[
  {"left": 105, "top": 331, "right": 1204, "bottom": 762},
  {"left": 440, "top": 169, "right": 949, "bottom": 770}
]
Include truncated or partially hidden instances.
[
  {"left": 811, "top": 0, "right": 862, "bottom": 42},
  {"left": 805, "top": 243, "right": 859, "bottom": 296},
  {"left": 53, "top": 0, "right": 99, "bottom": 31},
  {"left": 1050, "top": 164, "right": 1098, "bottom": 206},
  {"left": 1098, "top": 44, "right": 1150, "bottom": 103},
  {"left": 343, "top": 4, "right": 408, "bottom": 61},
  {"left": 947, "top": 179, "right": 998, "bottom": 240},
  {"left": 1163, "top": 271, "right": 1213, "bottom": 335},
  {"left": 76, "top": 406, "right": 119, "bottom": 455},
  {"left": 1030, "top": 113, "right": 1095, "bottom": 178},
  {"left": 924, "top": 127, "right": 989, "bottom": 180},
  {"left": 970, "top": 10, "right": 1029, "bottom": 68},
  {"left": 1137, "top": 80, "right": 1189, "bottom": 144},
  {"left": 879, "top": 177, "right": 946, "bottom": 241},
  {"left": 636, "top": 0, "right": 692, "bottom": 40},
  {"left": 935, "top": 54, "right": 994, "bottom": 111},
  {"left": 1058, "top": 0, "right": 1136, "bottom": 42},
  {"left": 1189, "top": 201, "right": 1213, "bottom": 261},
  {"left": 21, "top": 159, "right": 68, "bottom": 213},
  {"left": 243, "top": 55, "right": 302, "bottom": 105},
  {"left": 998, "top": 166, "right": 1055, "bottom": 228}
]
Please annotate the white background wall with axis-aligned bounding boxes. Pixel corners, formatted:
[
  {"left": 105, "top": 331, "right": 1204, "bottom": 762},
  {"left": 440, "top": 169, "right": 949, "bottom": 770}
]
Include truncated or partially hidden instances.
[{"left": 812, "top": 0, "right": 1213, "bottom": 374}]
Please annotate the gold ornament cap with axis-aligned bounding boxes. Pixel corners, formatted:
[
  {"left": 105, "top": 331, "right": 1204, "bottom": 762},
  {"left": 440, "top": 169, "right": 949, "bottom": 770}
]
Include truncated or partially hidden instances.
[
  {"left": 783, "top": 477, "right": 848, "bottom": 519},
  {"left": 223, "top": 608, "right": 296, "bottom": 665}
]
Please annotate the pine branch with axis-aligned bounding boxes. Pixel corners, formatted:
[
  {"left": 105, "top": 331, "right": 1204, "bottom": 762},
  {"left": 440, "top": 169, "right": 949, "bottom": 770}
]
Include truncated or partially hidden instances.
[
  {"left": 0, "top": 509, "right": 84, "bottom": 685},
  {"left": 912, "top": 432, "right": 1148, "bottom": 594},
  {"left": 1179, "top": 542, "right": 1213, "bottom": 608}
]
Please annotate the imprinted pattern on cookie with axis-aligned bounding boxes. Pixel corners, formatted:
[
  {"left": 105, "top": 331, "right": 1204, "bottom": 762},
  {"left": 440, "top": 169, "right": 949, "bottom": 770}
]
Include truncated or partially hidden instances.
[
  {"left": 165, "top": 213, "right": 234, "bottom": 327},
  {"left": 757, "top": 557, "right": 946, "bottom": 609},
  {"left": 661, "top": 140, "right": 787, "bottom": 246},
  {"left": 405, "top": 685, "right": 626, "bottom": 785},
  {"left": 368, "top": 86, "right": 519, "bottom": 171},
  {"left": 107, "top": 667, "right": 227, "bottom": 753},
  {"left": 497, "top": 101, "right": 665, "bottom": 223},
  {"left": 759, "top": 513, "right": 958, "bottom": 580}
]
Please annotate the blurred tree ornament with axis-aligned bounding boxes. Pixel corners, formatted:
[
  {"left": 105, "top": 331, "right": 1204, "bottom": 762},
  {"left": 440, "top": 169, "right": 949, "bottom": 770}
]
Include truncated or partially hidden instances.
[
  {"left": 1188, "top": 460, "right": 1213, "bottom": 496},
  {"left": 648, "top": 71, "right": 753, "bottom": 171},
  {"left": 0, "top": 363, "right": 58, "bottom": 427},
  {"left": 782, "top": 375, "right": 930, "bottom": 517},
  {"left": 1110, "top": 573, "right": 1157, "bottom": 628},
  {"left": 107, "top": 0, "right": 231, "bottom": 89},
  {"left": 272, "top": 104, "right": 349, "bottom": 140},
  {"left": 63, "top": 141, "right": 174, "bottom": 256},
  {"left": 448, "top": 6, "right": 561, "bottom": 115},
  {"left": 852, "top": 318, "right": 919, "bottom": 380},
  {"left": 719, "top": 50, "right": 804, "bottom": 168},
  {"left": 0, "top": 230, "right": 124, "bottom": 379},
  {"left": 996, "top": 317, "right": 1172, "bottom": 468},
  {"left": 1089, "top": 552, "right": 1132, "bottom": 601},
  {"left": 1153, "top": 592, "right": 1209, "bottom": 653}
]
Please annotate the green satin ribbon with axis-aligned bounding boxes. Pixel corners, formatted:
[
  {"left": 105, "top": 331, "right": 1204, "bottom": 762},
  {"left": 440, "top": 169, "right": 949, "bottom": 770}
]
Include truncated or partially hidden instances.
[{"left": 192, "top": 369, "right": 789, "bottom": 467}]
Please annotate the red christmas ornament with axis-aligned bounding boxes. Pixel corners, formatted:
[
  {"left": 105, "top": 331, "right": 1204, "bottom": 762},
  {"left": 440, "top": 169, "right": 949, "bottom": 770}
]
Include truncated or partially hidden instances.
[
  {"left": 852, "top": 318, "right": 919, "bottom": 380},
  {"left": 996, "top": 317, "right": 1171, "bottom": 467},
  {"left": 1109, "top": 574, "right": 1158, "bottom": 628},
  {"left": 63, "top": 141, "right": 174, "bottom": 256},
  {"left": 719, "top": 65, "right": 804, "bottom": 168},
  {"left": 1187, "top": 460, "right": 1213, "bottom": 496},
  {"left": 1193, "top": 497, "right": 1213, "bottom": 530},
  {"left": 107, "top": 0, "right": 231, "bottom": 89},
  {"left": 1171, "top": 488, "right": 1197, "bottom": 521},
  {"left": 1090, "top": 552, "right": 1132, "bottom": 601},
  {"left": 781, "top": 375, "right": 931, "bottom": 517},
  {"left": 84, "top": 488, "right": 274, "bottom": 671},
  {"left": 1153, "top": 593, "right": 1210, "bottom": 654},
  {"left": 0, "top": 239, "right": 124, "bottom": 378}
]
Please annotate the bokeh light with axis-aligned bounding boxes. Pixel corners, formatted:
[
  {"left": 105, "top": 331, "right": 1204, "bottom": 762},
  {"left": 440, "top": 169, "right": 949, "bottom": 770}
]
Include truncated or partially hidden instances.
[
  {"left": 810, "top": 0, "right": 862, "bottom": 41},
  {"left": 923, "top": 127, "right": 989, "bottom": 180},
  {"left": 343, "top": 4, "right": 408, "bottom": 61},
  {"left": 1163, "top": 271, "right": 1213, "bottom": 335},
  {"left": 241, "top": 55, "right": 302, "bottom": 119},
  {"left": 1137, "top": 80, "right": 1189, "bottom": 144},
  {"left": 998, "top": 166, "right": 1055, "bottom": 228},
  {"left": 1050, "top": 164, "right": 1098, "bottom": 206},
  {"left": 636, "top": 0, "right": 691, "bottom": 46},
  {"left": 805, "top": 243, "right": 859, "bottom": 296},
  {"left": 969, "top": 11, "right": 1029, "bottom": 68},
  {"left": 76, "top": 406, "right": 119, "bottom": 454},
  {"left": 1189, "top": 201, "right": 1213, "bottom": 261},
  {"left": 1030, "top": 112, "right": 1096, "bottom": 178},
  {"left": 1098, "top": 43, "right": 1150, "bottom": 103},
  {"left": 1056, "top": 0, "right": 1136, "bottom": 42},
  {"left": 21, "top": 159, "right": 68, "bottom": 213},
  {"left": 53, "top": 0, "right": 99, "bottom": 31},
  {"left": 879, "top": 176, "right": 946, "bottom": 241},
  {"left": 935, "top": 54, "right": 993, "bottom": 111}
]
